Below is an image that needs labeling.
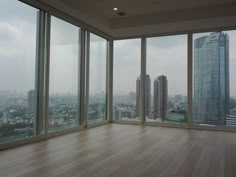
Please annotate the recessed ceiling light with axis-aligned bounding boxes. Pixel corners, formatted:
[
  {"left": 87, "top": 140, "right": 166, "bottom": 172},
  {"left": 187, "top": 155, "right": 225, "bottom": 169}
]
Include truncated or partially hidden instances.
[{"left": 113, "top": 8, "right": 118, "bottom": 11}]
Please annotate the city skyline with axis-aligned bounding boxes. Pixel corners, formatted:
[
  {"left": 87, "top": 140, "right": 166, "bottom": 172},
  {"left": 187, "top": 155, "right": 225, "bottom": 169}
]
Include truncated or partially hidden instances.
[
  {"left": 1, "top": 12, "right": 236, "bottom": 96},
  {"left": 114, "top": 33, "right": 236, "bottom": 96}
]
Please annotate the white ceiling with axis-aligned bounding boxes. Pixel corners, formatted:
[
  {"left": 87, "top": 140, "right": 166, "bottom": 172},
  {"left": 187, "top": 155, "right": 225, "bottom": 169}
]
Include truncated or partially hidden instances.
[{"left": 37, "top": 0, "right": 236, "bottom": 38}]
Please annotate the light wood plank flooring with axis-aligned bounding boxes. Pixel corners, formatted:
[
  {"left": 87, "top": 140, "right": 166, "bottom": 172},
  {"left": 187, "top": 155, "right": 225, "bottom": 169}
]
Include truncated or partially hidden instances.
[{"left": 0, "top": 124, "right": 236, "bottom": 177}]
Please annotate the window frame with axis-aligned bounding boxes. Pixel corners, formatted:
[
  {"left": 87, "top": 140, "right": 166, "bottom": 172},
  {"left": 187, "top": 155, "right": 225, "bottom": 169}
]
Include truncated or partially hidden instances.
[{"left": 86, "top": 32, "right": 110, "bottom": 126}]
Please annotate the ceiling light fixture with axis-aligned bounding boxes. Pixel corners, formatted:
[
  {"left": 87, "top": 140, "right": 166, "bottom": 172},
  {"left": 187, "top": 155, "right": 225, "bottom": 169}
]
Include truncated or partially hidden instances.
[{"left": 113, "top": 8, "right": 118, "bottom": 11}]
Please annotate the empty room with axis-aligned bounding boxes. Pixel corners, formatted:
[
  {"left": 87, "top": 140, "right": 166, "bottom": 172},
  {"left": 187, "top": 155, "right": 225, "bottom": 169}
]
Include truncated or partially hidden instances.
[{"left": 0, "top": 0, "right": 236, "bottom": 177}]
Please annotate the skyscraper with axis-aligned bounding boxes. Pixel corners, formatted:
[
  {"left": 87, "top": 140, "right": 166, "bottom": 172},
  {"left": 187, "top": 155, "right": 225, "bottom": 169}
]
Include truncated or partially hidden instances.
[
  {"left": 193, "top": 32, "right": 230, "bottom": 126},
  {"left": 136, "top": 77, "right": 141, "bottom": 117},
  {"left": 136, "top": 75, "right": 151, "bottom": 117},
  {"left": 153, "top": 75, "right": 168, "bottom": 120},
  {"left": 28, "top": 90, "right": 36, "bottom": 113}
]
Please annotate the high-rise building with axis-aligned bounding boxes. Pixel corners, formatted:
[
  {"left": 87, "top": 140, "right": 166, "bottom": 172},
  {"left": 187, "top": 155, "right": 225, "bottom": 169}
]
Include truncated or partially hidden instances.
[
  {"left": 153, "top": 75, "right": 168, "bottom": 120},
  {"left": 136, "top": 77, "right": 141, "bottom": 117},
  {"left": 28, "top": 90, "right": 36, "bottom": 113},
  {"left": 114, "top": 109, "right": 122, "bottom": 120},
  {"left": 193, "top": 32, "right": 230, "bottom": 126},
  {"left": 136, "top": 75, "right": 151, "bottom": 117}
]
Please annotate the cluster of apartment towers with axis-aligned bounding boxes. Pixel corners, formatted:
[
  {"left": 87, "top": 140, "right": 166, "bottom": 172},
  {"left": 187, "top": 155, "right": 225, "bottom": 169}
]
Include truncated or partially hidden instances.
[
  {"left": 135, "top": 32, "right": 231, "bottom": 126},
  {"left": 136, "top": 75, "right": 168, "bottom": 121}
]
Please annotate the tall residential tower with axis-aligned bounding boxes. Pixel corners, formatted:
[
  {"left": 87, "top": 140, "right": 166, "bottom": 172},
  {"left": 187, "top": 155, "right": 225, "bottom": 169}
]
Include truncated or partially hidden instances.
[
  {"left": 136, "top": 75, "right": 151, "bottom": 117},
  {"left": 153, "top": 75, "right": 168, "bottom": 120}
]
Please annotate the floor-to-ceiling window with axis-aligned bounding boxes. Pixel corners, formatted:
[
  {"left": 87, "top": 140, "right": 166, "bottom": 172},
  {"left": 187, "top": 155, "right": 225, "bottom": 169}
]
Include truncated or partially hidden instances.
[
  {"left": 0, "top": 0, "right": 39, "bottom": 143},
  {"left": 113, "top": 39, "right": 141, "bottom": 121},
  {"left": 0, "top": 2, "right": 235, "bottom": 147},
  {"left": 146, "top": 35, "right": 188, "bottom": 124},
  {"left": 193, "top": 31, "right": 236, "bottom": 128},
  {"left": 227, "top": 30, "right": 236, "bottom": 128},
  {"left": 49, "top": 16, "right": 80, "bottom": 132},
  {"left": 88, "top": 33, "right": 107, "bottom": 124}
]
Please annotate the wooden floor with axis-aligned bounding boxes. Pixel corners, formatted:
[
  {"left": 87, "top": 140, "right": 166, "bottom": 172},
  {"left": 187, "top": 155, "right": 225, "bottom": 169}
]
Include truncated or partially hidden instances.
[{"left": 0, "top": 124, "right": 236, "bottom": 177}]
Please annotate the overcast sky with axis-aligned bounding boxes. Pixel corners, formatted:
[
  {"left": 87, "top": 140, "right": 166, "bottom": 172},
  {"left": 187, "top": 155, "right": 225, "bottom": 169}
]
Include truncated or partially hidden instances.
[
  {"left": 0, "top": 0, "right": 37, "bottom": 94},
  {"left": 45, "top": 15, "right": 107, "bottom": 96},
  {"left": 0, "top": 0, "right": 236, "bottom": 97},
  {"left": 50, "top": 16, "right": 79, "bottom": 95}
]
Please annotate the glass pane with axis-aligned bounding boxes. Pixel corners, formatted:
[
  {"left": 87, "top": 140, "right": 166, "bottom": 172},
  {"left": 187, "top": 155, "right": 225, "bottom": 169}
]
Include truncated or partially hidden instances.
[
  {"left": 228, "top": 30, "right": 236, "bottom": 128},
  {"left": 113, "top": 39, "right": 141, "bottom": 121},
  {"left": 49, "top": 16, "right": 80, "bottom": 132},
  {"left": 193, "top": 31, "right": 236, "bottom": 128},
  {"left": 0, "top": 1, "right": 38, "bottom": 143},
  {"left": 88, "top": 33, "right": 107, "bottom": 124},
  {"left": 146, "top": 35, "right": 188, "bottom": 124}
]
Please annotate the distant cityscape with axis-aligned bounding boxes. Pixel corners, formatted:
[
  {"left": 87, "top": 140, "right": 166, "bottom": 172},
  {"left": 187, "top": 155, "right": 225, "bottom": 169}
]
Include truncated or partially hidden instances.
[
  {"left": 0, "top": 91, "right": 35, "bottom": 143},
  {"left": 0, "top": 90, "right": 106, "bottom": 143},
  {"left": 1, "top": 31, "right": 236, "bottom": 143}
]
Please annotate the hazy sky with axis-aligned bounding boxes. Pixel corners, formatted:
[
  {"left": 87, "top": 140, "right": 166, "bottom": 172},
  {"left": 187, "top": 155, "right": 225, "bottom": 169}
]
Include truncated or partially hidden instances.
[
  {"left": 0, "top": 0, "right": 236, "bottom": 97},
  {"left": 89, "top": 33, "right": 107, "bottom": 95},
  {"left": 0, "top": 0, "right": 107, "bottom": 95},
  {"left": 50, "top": 17, "right": 107, "bottom": 95},
  {"left": 0, "top": 0, "right": 37, "bottom": 94},
  {"left": 113, "top": 39, "right": 141, "bottom": 95},
  {"left": 50, "top": 16, "right": 79, "bottom": 95},
  {"left": 147, "top": 35, "right": 187, "bottom": 96}
]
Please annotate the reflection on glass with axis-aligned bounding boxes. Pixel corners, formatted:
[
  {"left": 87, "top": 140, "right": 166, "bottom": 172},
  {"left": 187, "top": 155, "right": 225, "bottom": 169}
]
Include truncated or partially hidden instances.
[
  {"left": 88, "top": 33, "right": 107, "bottom": 124},
  {"left": 0, "top": 1, "right": 38, "bottom": 143},
  {"left": 49, "top": 16, "right": 80, "bottom": 132},
  {"left": 113, "top": 39, "right": 141, "bottom": 121},
  {"left": 193, "top": 31, "right": 236, "bottom": 127},
  {"left": 146, "top": 35, "right": 188, "bottom": 124}
]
